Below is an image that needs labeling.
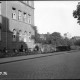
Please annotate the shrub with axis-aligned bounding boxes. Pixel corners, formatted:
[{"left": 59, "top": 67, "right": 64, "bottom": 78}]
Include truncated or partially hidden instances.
[
  {"left": 0, "top": 52, "right": 6, "bottom": 58},
  {"left": 56, "top": 46, "right": 71, "bottom": 51},
  {"left": 40, "top": 44, "right": 56, "bottom": 53}
]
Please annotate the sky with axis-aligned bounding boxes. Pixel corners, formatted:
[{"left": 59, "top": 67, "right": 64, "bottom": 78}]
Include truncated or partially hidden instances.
[{"left": 34, "top": 1, "right": 80, "bottom": 37}]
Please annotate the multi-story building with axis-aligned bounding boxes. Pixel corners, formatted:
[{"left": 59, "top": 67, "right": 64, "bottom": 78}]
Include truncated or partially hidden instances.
[{"left": 0, "top": 1, "right": 35, "bottom": 51}]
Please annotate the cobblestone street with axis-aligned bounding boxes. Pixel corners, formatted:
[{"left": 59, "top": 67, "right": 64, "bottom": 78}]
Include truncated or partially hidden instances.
[{"left": 0, "top": 51, "right": 80, "bottom": 79}]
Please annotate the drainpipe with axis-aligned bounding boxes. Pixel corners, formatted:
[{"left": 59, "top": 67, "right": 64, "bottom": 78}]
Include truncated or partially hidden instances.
[{"left": 6, "top": 1, "right": 7, "bottom": 51}]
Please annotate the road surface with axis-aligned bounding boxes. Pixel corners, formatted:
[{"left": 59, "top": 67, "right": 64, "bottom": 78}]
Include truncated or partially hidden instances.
[{"left": 0, "top": 51, "right": 80, "bottom": 79}]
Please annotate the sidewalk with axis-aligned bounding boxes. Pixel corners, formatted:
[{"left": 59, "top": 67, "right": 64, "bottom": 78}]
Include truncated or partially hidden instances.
[{"left": 0, "top": 50, "right": 79, "bottom": 64}]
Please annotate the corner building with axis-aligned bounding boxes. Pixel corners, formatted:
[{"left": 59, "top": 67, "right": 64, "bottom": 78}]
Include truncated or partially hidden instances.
[{"left": 0, "top": 1, "right": 35, "bottom": 51}]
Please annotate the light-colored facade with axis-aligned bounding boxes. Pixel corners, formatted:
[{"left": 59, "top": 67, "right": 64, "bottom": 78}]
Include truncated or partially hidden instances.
[{"left": 0, "top": 1, "right": 35, "bottom": 51}]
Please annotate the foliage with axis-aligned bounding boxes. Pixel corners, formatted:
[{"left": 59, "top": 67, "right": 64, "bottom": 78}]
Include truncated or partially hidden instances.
[
  {"left": 31, "top": 26, "right": 46, "bottom": 43},
  {"left": 50, "top": 32, "right": 63, "bottom": 46},
  {"left": 74, "top": 39, "right": 80, "bottom": 46},
  {"left": 73, "top": 3, "right": 80, "bottom": 24}
]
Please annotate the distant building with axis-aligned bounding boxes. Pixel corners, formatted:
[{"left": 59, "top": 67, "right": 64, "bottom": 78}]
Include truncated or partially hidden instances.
[
  {"left": 0, "top": 1, "right": 35, "bottom": 51},
  {"left": 40, "top": 34, "right": 46, "bottom": 40}
]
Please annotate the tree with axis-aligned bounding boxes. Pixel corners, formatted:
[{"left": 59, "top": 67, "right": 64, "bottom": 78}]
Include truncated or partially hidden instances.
[
  {"left": 44, "top": 33, "right": 52, "bottom": 44},
  {"left": 31, "top": 26, "right": 40, "bottom": 43},
  {"left": 31, "top": 26, "right": 46, "bottom": 44},
  {"left": 73, "top": 2, "right": 80, "bottom": 24},
  {"left": 50, "top": 32, "right": 63, "bottom": 46},
  {"left": 74, "top": 39, "right": 80, "bottom": 46}
]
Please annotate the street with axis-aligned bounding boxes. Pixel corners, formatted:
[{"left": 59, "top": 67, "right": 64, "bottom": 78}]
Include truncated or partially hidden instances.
[{"left": 0, "top": 51, "right": 80, "bottom": 79}]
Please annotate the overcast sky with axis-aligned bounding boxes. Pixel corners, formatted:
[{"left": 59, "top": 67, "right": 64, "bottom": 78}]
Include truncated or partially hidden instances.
[{"left": 34, "top": 1, "right": 80, "bottom": 37}]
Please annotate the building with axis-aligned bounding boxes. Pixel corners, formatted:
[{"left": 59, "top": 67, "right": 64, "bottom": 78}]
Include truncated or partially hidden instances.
[
  {"left": 40, "top": 34, "right": 46, "bottom": 40},
  {"left": 0, "top": 1, "right": 35, "bottom": 51}
]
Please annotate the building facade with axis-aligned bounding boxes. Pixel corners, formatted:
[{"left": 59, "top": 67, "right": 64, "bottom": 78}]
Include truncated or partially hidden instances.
[{"left": 0, "top": 1, "right": 35, "bottom": 51}]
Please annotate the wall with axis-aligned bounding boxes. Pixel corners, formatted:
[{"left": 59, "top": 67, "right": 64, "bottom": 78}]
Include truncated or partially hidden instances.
[{"left": 0, "top": 1, "right": 35, "bottom": 51}]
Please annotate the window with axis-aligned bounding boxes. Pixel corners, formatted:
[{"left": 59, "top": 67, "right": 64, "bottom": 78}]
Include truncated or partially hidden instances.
[
  {"left": 12, "top": 7, "right": 16, "bottom": 19},
  {"left": 27, "top": 31, "right": 31, "bottom": 42},
  {"left": 13, "top": 29, "right": 16, "bottom": 41},
  {"left": 29, "top": 31, "right": 31, "bottom": 35},
  {"left": 0, "top": 2, "right": 1, "bottom": 15},
  {"left": 18, "top": 10, "right": 22, "bottom": 21},
  {"left": 28, "top": 14, "right": 31, "bottom": 24},
  {"left": 29, "top": 32, "right": 31, "bottom": 39},
  {"left": 23, "top": 12, "right": 27, "bottom": 23},
  {"left": 23, "top": 31, "right": 27, "bottom": 42},
  {"left": 19, "top": 30, "right": 23, "bottom": 41},
  {"left": 24, "top": 31, "right": 27, "bottom": 35}
]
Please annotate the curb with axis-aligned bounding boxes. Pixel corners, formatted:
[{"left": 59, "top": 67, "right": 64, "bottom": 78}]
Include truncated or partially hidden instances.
[{"left": 0, "top": 50, "right": 78, "bottom": 64}]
